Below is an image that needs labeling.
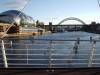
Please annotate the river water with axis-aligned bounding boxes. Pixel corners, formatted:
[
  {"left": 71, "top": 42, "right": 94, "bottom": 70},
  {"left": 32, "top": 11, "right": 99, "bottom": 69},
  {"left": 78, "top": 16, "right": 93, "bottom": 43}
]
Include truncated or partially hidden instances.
[{"left": 0, "top": 31, "right": 100, "bottom": 68}]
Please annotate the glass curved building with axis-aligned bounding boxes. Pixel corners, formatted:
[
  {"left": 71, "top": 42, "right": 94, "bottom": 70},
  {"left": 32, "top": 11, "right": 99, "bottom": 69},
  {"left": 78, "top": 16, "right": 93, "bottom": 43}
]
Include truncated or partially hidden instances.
[{"left": 0, "top": 10, "right": 34, "bottom": 25}]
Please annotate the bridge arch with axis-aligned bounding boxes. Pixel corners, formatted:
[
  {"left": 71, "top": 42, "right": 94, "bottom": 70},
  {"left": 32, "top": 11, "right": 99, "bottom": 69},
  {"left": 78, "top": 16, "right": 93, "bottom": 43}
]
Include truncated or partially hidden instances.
[{"left": 58, "top": 17, "right": 86, "bottom": 25}]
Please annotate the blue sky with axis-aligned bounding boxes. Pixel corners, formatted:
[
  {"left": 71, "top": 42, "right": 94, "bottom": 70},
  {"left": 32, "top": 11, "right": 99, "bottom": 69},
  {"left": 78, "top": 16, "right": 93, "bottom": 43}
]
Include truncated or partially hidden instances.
[{"left": 0, "top": 0, "right": 100, "bottom": 24}]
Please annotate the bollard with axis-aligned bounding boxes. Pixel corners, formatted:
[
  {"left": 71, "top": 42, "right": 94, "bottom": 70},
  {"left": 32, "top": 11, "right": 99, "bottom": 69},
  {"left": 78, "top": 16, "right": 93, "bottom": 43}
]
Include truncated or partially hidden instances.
[
  {"left": 30, "top": 37, "right": 34, "bottom": 43},
  {"left": 73, "top": 38, "right": 80, "bottom": 54},
  {"left": 73, "top": 46, "right": 78, "bottom": 54},
  {"left": 68, "top": 41, "right": 79, "bottom": 64},
  {"left": 77, "top": 37, "right": 80, "bottom": 44},
  {"left": 90, "top": 36, "right": 92, "bottom": 43},
  {"left": 93, "top": 40, "right": 96, "bottom": 44}
]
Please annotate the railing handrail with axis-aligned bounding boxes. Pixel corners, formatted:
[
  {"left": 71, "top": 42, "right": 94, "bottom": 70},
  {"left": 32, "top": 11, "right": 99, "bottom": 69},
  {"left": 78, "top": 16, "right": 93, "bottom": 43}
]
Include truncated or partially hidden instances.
[{"left": 0, "top": 38, "right": 100, "bottom": 41}]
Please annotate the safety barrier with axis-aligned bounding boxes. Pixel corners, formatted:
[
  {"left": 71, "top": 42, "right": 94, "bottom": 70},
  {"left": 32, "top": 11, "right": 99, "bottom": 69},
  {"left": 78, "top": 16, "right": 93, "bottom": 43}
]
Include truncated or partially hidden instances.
[{"left": 0, "top": 38, "right": 100, "bottom": 68}]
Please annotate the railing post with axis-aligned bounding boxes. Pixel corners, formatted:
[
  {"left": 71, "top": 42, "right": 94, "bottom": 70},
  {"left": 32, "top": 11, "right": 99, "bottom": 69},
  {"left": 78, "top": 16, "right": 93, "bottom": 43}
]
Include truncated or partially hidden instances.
[
  {"left": 48, "top": 40, "right": 52, "bottom": 68},
  {"left": 1, "top": 40, "right": 8, "bottom": 68},
  {"left": 77, "top": 37, "right": 80, "bottom": 45},
  {"left": 90, "top": 36, "right": 93, "bottom": 43},
  {"left": 73, "top": 38, "right": 80, "bottom": 54},
  {"left": 31, "top": 37, "right": 34, "bottom": 43},
  {"left": 68, "top": 38, "right": 80, "bottom": 65},
  {"left": 26, "top": 44, "right": 29, "bottom": 64},
  {"left": 88, "top": 40, "right": 96, "bottom": 67}
]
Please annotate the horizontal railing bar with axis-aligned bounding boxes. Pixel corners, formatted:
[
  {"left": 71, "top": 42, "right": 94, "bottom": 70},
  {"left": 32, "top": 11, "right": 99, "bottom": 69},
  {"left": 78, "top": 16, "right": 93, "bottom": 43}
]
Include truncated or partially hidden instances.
[
  {"left": 6, "top": 59, "right": 100, "bottom": 61},
  {"left": 3, "top": 42, "right": 71, "bottom": 44},
  {"left": 8, "top": 63, "right": 88, "bottom": 65},
  {"left": 59, "top": 63, "right": 88, "bottom": 65},
  {"left": 7, "top": 58, "right": 100, "bottom": 60},
  {"left": 7, "top": 59, "right": 88, "bottom": 61},
  {"left": 92, "top": 63, "right": 100, "bottom": 64},
  {"left": 0, "top": 54, "right": 96, "bottom": 56},
  {"left": 1, "top": 54, "right": 100, "bottom": 56},
  {"left": 3, "top": 44, "right": 73, "bottom": 46},
  {"left": 92, "top": 54, "right": 100, "bottom": 55},
  {"left": 93, "top": 59, "right": 100, "bottom": 60},
  {"left": 7, "top": 59, "right": 49, "bottom": 60},
  {"left": 8, "top": 64, "right": 49, "bottom": 65},
  {"left": 5, "top": 54, "right": 91, "bottom": 56},
  {"left": 5, "top": 49, "right": 74, "bottom": 50},
  {"left": 1, "top": 38, "right": 100, "bottom": 42},
  {"left": 6, "top": 49, "right": 49, "bottom": 50},
  {"left": 51, "top": 63, "right": 88, "bottom": 65},
  {"left": 5, "top": 49, "right": 92, "bottom": 51},
  {"left": 6, "top": 53, "right": 99, "bottom": 55},
  {"left": 50, "top": 54, "right": 90, "bottom": 55},
  {"left": 6, "top": 54, "right": 46, "bottom": 55},
  {"left": 8, "top": 67, "right": 88, "bottom": 68},
  {"left": 41, "top": 59, "right": 88, "bottom": 60},
  {"left": 1, "top": 42, "right": 99, "bottom": 44},
  {"left": 7, "top": 63, "right": 100, "bottom": 65},
  {"left": 8, "top": 67, "right": 50, "bottom": 68},
  {"left": 2, "top": 42, "right": 99, "bottom": 45},
  {"left": 6, "top": 48, "right": 99, "bottom": 51},
  {"left": 4, "top": 43, "right": 50, "bottom": 45}
]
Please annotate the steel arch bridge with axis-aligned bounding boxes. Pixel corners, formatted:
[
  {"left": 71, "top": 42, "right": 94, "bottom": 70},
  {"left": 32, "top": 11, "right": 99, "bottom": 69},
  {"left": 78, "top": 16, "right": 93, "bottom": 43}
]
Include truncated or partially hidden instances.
[{"left": 58, "top": 17, "right": 86, "bottom": 25}]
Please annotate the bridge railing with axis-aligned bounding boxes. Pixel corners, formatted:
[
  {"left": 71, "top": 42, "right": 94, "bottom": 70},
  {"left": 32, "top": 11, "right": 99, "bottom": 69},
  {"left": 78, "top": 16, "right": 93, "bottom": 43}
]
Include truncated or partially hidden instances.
[{"left": 0, "top": 38, "right": 100, "bottom": 68}]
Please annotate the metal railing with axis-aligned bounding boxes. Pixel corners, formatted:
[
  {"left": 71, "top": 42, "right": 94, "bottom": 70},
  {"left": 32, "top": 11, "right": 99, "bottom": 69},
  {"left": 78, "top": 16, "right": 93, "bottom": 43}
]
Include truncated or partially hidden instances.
[{"left": 0, "top": 38, "right": 100, "bottom": 68}]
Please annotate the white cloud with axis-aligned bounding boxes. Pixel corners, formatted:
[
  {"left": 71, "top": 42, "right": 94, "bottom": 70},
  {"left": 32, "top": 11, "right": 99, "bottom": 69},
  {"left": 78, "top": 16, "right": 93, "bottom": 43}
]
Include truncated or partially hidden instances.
[{"left": 3, "top": 0, "right": 30, "bottom": 10}]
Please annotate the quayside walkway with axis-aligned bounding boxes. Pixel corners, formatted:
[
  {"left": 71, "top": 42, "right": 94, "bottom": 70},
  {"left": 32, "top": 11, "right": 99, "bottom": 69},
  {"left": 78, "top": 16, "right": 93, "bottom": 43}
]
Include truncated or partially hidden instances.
[{"left": 0, "top": 37, "right": 100, "bottom": 68}]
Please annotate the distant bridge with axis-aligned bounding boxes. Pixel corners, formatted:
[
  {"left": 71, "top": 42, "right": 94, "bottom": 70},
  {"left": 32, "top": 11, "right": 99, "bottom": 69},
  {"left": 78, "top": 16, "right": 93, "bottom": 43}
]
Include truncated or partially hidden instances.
[
  {"left": 58, "top": 17, "right": 86, "bottom": 25},
  {"left": 43, "top": 17, "right": 87, "bottom": 32}
]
